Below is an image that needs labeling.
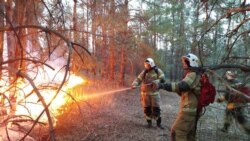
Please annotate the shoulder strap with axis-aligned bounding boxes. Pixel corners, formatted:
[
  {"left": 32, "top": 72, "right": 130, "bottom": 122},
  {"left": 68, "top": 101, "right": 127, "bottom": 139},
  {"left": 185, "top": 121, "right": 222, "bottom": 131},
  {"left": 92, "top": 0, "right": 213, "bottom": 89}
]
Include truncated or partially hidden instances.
[
  {"left": 143, "top": 67, "right": 159, "bottom": 79},
  {"left": 154, "top": 67, "right": 159, "bottom": 75},
  {"left": 189, "top": 72, "right": 201, "bottom": 89},
  {"left": 189, "top": 72, "right": 202, "bottom": 101},
  {"left": 142, "top": 69, "right": 147, "bottom": 80}
]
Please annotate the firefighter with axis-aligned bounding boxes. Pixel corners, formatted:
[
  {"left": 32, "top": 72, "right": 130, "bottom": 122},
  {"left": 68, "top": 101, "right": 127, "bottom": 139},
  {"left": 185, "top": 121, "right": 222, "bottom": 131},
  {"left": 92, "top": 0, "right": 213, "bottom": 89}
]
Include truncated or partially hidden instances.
[
  {"left": 152, "top": 53, "right": 202, "bottom": 141},
  {"left": 131, "top": 58, "right": 165, "bottom": 129},
  {"left": 217, "top": 71, "right": 250, "bottom": 134}
]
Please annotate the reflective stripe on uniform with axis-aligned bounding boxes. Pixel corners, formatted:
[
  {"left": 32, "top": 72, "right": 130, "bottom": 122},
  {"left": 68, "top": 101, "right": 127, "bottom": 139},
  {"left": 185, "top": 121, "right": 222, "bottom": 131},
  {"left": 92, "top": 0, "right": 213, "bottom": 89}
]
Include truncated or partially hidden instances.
[
  {"left": 141, "top": 92, "right": 159, "bottom": 96},
  {"left": 159, "top": 74, "right": 164, "bottom": 78},
  {"left": 138, "top": 75, "right": 143, "bottom": 81},
  {"left": 137, "top": 70, "right": 146, "bottom": 81},
  {"left": 184, "top": 77, "right": 194, "bottom": 86},
  {"left": 171, "top": 83, "right": 176, "bottom": 91},
  {"left": 157, "top": 68, "right": 164, "bottom": 78},
  {"left": 183, "top": 107, "right": 197, "bottom": 112},
  {"left": 171, "top": 83, "right": 181, "bottom": 93}
]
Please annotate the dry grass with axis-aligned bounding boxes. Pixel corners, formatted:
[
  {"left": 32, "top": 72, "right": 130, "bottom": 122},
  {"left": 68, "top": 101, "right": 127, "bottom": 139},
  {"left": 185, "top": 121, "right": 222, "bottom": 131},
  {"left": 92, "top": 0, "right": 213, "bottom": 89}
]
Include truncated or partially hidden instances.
[{"left": 54, "top": 83, "right": 250, "bottom": 141}]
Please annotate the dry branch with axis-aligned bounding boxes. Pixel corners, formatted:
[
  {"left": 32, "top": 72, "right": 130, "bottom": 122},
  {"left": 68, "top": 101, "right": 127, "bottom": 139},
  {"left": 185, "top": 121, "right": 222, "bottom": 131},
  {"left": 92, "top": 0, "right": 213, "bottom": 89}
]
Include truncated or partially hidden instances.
[
  {"left": 204, "top": 64, "right": 250, "bottom": 72},
  {"left": 2, "top": 66, "right": 55, "bottom": 141},
  {"left": 0, "top": 22, "right": 92, "bottom": 140},
  {"left": 206, "top": 6, "right": 250, "bottom": 33},
  {"left": 206, "top": 69, "right": 250, "bottom": 101}
]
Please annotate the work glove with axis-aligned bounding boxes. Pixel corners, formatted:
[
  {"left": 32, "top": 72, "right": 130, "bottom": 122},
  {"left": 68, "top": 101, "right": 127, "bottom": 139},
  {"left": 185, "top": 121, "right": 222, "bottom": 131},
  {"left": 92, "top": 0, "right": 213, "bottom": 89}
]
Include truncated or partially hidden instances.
[
  {"left": 131, "top": 81, "right": 138, "bottom": 89},
  {"left": 226, "top": 103, "right": 235, "bottom": 110},
  {"left": 131, "top": 85, "right": 137, "bottom": 89}
]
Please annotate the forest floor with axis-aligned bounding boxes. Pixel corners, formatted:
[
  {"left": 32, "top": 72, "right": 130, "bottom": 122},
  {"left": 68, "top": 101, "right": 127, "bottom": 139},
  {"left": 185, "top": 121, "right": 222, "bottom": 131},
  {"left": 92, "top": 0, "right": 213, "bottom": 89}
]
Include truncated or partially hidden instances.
[{"left": 55, "top": 85, "right": 250, "bottom": 141}]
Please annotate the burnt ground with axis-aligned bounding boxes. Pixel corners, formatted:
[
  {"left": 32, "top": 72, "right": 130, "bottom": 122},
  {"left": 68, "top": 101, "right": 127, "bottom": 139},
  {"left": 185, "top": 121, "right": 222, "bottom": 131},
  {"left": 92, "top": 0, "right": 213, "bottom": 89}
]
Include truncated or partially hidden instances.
[{"left": 55, "top": 87, "right": 250, "bottom": 141}]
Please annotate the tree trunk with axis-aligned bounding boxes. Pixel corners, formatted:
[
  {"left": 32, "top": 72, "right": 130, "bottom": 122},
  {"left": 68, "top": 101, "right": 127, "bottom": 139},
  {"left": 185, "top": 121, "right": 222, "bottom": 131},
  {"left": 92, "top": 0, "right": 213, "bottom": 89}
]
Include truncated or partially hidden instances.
[
  {"left": 6, "top": 0, "right": 15, "bottom": 79},
  {"left": 14, "top": 0, "right": 27, "bottom": 70},
  {"left": 119, "top": 0, "right": 128, "bottom": 86},
  {"left": 191, "top": 0, "right": 200, "bottom": 54},
  {"left": 72, "top": 0, "right": 78, "bottom": 72},
  {"left": 6, "top": 0, "right": 17, "bottom": 104},
  {"left": 5, "top": 0, "right": 28, "bottom": 112},
  {"left": 26, "top": 0, "right": 40, "bottom": 60},
  {"left": 0, "top": 0, "right": 5, "bottom": 105},
  {"left": 73, "top": 0, "right": 77, "bottom": 43},
  {"left": 91, "top": 0, "right": 97, "bottom": 54},
  {"left": 242, "top": 34, "right": 249, "bottom": 65},
  {"left": 101, "top": 10, "right": 108, "bottom": 79},
  {"left": 169, "top": 3, "right": 176, "bottom": 81},
  {"left": 153, "top": 0, "right": 156, "bottom": 49},
  {"left": 109, "top": 0, "right": 115, "bottom": 80},
  {"left": 178, "top": 0, "right": 185, "bottom": 78},
  {"left": 83, "top": 0, "right": 88, "bottom": 53},
  {"left": 0, "top": 0, "right": 4, "bottom": 78}
]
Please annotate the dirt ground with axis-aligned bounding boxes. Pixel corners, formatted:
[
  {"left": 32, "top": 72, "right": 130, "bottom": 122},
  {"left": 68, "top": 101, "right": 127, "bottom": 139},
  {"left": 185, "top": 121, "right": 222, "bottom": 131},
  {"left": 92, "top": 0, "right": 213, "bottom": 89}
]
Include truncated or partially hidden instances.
[{"left": 55, "top": 87, "right": 250, "bottom": 141}]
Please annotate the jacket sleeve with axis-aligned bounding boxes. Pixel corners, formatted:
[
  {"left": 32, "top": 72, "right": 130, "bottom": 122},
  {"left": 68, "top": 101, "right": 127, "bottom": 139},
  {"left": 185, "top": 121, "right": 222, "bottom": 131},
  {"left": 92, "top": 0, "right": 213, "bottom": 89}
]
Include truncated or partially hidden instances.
[
  {"left": 132, "top": 70, "right": 145, "bottom": 86},
  {"left": 159, "top": 72, "right": 197, "bottom": 94},
  {"left": 155, "top": 68, "right": 165, "bottom": 83}
]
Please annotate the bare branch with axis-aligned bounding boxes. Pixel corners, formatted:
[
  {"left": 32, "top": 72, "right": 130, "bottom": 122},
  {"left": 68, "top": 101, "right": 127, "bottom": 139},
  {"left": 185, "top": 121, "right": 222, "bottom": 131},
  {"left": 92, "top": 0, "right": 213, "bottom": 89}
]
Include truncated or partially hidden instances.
[
  {"left": 2, "top": 66, "right": 55, "bottom": 141},
  {"left": 207, "top": 69, "right": 250, "bottom": 101},
  {"left": 0, "top": 58, "right": 55, "bottom": 70},
  {"left": 204, "top": 64, "right": 250, "bottom": 72},
  {"left": 229, "top": 56, "right": 250, "bottom": 60},
  {"left": 226, "top": 17, "right": 250, "bottom": 37},
  {"left": 201, "top": 6, "right": 250, "bottom": 34}
]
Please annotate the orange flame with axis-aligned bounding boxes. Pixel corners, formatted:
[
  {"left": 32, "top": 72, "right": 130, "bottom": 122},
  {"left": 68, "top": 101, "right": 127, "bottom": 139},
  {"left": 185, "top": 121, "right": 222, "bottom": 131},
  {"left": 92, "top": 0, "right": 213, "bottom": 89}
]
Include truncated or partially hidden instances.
[{"left": 8, "top": 73, "right": 86, "bottom": 124}]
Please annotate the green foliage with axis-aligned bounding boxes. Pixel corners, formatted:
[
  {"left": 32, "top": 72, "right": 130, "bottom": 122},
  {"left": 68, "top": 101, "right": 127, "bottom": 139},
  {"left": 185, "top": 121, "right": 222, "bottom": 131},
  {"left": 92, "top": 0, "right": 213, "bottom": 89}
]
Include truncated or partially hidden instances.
[{"left": 134, "top": 0, "right": 250, "bottom": 81}]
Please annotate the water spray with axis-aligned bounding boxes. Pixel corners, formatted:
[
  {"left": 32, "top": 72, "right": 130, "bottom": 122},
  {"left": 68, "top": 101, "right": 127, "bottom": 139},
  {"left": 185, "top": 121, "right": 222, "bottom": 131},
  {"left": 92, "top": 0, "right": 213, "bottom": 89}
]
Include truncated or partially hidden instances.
[
  {"left": 81, "top": 83, "right": 153, "bottom": 100},
  {"left": 81, "top": 86, "right": 139, "bottom": 100},
  {"left": 94, "top": 87, "right": 136, "bottom": 95}
]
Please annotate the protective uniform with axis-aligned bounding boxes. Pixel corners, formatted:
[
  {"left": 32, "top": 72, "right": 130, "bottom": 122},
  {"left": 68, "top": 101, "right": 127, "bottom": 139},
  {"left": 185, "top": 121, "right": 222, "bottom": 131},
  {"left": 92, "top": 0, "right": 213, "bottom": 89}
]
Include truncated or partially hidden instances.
[
  {"left": 132, "top": 58, "right": 165, "bottom": 129},
  {"left": 154, "top": 53, "right": 201, "bottom": 141},
  {"left": 217, "top": 71, "right": 250, "bottom": 134}
]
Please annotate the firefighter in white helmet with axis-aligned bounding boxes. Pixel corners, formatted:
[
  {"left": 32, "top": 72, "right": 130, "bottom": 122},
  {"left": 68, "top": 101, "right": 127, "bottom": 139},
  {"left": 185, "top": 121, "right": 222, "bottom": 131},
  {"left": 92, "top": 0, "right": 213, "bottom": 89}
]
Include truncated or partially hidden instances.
[
  {"left": 132, "top": 58, "right": 165, "bottom": 129},
  {"left": 153, "top": 53, "right": 202, "bottom": 141}
]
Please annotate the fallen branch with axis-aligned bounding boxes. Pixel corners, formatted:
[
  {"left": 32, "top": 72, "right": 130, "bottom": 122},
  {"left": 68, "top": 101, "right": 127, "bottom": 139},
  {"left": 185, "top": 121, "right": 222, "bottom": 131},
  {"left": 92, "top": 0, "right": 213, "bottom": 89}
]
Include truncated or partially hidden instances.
[
  {"left": 2, "top": 66, "right": 55, "bottom": 141},
  {"left": 203, "top": 64, "right": 250, "bottom": 72},
  {"left": 206, "top": 69, "right": 250, "bottom": 101}
]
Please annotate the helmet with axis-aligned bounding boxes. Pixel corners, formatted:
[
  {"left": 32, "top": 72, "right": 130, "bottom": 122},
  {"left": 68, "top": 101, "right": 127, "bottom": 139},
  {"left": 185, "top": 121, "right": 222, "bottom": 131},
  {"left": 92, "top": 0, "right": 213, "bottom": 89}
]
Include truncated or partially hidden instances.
[
  {"left": 225, "top": 71, "right": 235, "bottom": 80},
  {"left": 145, "top": 58, "right": 155, "bottom": 68},
  {"left": 181, "top": 53, "right": 200, "bottom": 68}
]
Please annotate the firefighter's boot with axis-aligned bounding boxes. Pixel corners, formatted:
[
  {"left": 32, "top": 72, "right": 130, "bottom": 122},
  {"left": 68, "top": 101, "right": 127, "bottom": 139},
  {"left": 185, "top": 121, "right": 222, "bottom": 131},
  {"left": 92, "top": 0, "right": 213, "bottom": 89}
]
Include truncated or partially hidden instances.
[
  {"left": 147, "top": 120, "right": 152, "bottom": 128},
  {"left": 157, "top": 117, "right": 165, "bottom": 130},
  {"left": 221, "top": 123, "right": 229, "bottom": 133}
]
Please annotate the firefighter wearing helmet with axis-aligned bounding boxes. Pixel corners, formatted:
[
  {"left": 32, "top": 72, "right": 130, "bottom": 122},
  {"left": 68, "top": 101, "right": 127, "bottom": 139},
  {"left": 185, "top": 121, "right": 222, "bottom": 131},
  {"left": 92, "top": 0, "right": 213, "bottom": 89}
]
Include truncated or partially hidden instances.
[
  {"left": 132, "top": 58, "right": 165, "bottom": 129},
  {"left": 153, "top": 53, "right": 202, "bottom": 141},
  {"left": 217, "top": 71, "right": 250, "bottom": 134}
]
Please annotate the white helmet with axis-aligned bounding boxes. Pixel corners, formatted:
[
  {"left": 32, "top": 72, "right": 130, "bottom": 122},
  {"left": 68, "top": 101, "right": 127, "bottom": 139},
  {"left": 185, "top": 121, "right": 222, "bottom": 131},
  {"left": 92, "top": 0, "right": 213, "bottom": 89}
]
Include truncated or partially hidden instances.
[
  {"left": 225, "top": 71, "right": 235, "bottom": 80},
  {"left": 181, "top": 53, "right": 200, "bottom": 68},
  {"left": 145, "top": 58, "right": 155, "bottom": 68}
]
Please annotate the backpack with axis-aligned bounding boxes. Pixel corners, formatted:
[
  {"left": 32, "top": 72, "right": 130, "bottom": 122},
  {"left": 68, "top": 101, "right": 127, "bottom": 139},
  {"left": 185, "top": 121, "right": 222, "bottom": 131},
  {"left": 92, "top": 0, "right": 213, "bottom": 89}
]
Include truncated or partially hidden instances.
[
  {"left": 231, "top": 86, "right": 250, "bottom": 103},
  {"left": 194, "top": 72, "right": 216, "bottom": 131},
  {"left": 197, "top": 73, "right": 216, "bottom": 112}
]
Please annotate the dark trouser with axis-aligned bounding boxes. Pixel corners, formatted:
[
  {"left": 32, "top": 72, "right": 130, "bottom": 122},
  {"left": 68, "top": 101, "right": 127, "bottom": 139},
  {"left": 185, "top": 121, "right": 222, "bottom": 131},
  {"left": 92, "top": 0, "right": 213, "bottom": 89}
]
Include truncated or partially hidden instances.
[
  {"left": 171, "top": 113, "right": 197, "bottom": 141},
  {"left": 141, "top": 93, "right": 162, "bottom": 126},
  {"left": 141, "top": 93, "right": 161, "bottom": 119},
  {"left": 223, "top": 107, "right": 250, "bottom": 134},
  {"left": 144, "top": 107, "right": 161, "bottom": 120}
]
